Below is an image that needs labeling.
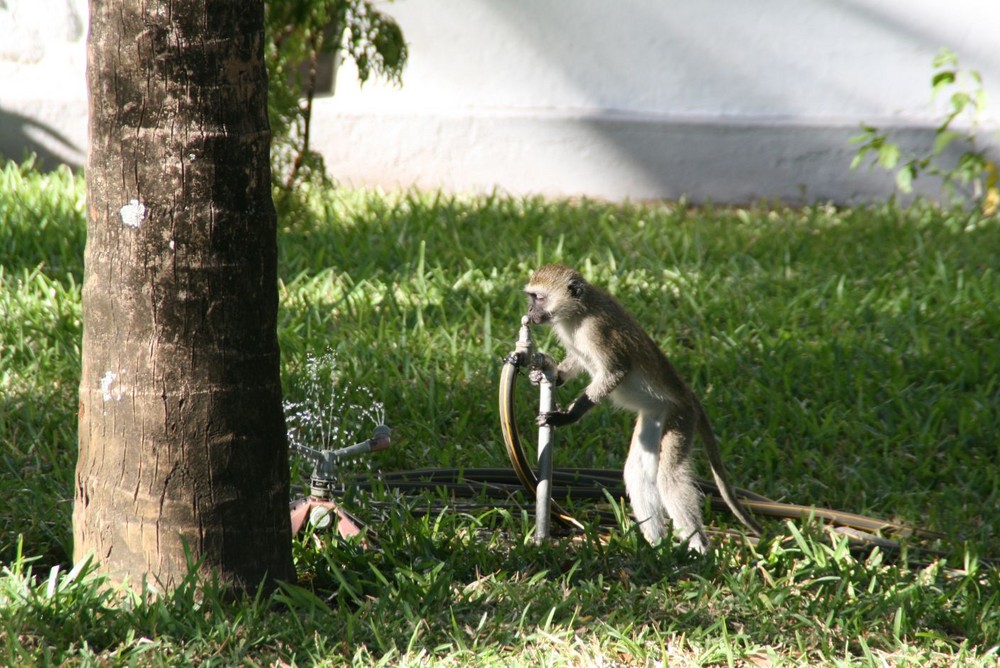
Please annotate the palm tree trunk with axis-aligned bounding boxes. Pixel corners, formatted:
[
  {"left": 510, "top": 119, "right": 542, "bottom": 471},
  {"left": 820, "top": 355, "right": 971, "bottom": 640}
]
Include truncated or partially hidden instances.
[{"left": 74, "top": 0, "right": 295, "bottom": 592}]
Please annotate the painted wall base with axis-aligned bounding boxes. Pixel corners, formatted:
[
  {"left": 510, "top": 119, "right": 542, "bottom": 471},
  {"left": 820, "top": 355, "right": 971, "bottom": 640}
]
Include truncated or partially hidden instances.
[{"left": 315, "top": 106, "right": 990, "bottom": 204}]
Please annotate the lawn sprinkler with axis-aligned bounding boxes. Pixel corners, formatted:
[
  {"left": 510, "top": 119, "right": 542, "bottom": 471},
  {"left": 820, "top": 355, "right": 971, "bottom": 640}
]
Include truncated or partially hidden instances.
[{"left": 289, "top": 424, "right": 392, "bottom": 537}]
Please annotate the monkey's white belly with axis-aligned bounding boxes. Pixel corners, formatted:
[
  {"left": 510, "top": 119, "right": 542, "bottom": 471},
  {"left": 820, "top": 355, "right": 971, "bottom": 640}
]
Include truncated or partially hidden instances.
[{"left": 609, "top": 371, "right": 673, "bottom": 414}]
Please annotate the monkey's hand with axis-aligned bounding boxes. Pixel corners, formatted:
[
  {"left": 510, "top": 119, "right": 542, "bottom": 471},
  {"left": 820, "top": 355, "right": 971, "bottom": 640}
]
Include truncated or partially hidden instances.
[
  {"left": 537, "top": 395, "right": 595, "bottom": 428},
  {"left": 527, "top": 353, "right": 558, "bottom": 385},
  {"left": 537, "top": 410, "right": 575, "bottom": 427}
]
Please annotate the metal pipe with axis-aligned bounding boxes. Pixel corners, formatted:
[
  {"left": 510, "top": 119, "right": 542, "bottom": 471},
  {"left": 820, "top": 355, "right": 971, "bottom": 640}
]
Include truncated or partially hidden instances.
[
  {"left": 535, "top": 363, "right": 555, "bottom": 543},
  {"left": 498, "top": 317, "right": 584, "bottom": 535}
]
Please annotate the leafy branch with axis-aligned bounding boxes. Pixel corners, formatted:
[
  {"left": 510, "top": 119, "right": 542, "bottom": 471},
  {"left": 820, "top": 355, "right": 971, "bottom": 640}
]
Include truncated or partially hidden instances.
[
  {"left": 850, "top": 48, "right": 998, "bottom": 214},
  {"left": 265, "top": 0, "right": 407, "bottom": 189}
]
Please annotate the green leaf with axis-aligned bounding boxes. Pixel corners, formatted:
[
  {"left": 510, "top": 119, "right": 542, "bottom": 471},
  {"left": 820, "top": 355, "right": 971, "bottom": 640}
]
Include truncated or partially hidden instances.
[
  {"left": 877, "top": 143, "right": 901, "bottom": 169},
  {"left": 895, "top": 164, "right": 915, "bottom": 192},
  {"left": 956, "top": 151, "right": 987, "bottom": 180},
  {"left": 931, "top": 71, "right": 956, "bottom": 91},
  {"left": 950, "top": 91, "right": 971, "bottom": 114},
  {"left": 848, "top": 132, "right": 873, "bottom": 146},
  {"left": 932, "top": 47, "right": 957, "bottom": 69},
  {"left": 974, "top": 88, "right": 988, "bottom": 112},
  {"left": 932, "top": 130, "right": 961, "bottom": 156}
]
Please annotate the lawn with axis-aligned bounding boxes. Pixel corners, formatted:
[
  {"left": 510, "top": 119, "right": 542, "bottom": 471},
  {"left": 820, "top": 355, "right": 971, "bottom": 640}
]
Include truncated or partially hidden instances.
[{"left": 2, "top": 159, "right": 998, "bottom": 665}]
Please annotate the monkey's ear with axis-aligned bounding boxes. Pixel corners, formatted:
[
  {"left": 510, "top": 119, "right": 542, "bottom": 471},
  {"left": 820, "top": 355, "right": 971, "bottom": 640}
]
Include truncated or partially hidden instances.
[{"left": 568, "top": 277, "right": 585, "bottom": 299}]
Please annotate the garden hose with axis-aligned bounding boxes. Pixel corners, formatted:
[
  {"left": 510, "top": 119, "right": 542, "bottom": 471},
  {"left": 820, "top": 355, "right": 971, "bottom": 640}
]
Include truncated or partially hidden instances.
[
  {"left": 342, "top": 466, "right": 947, "bottom": 559},
  {"left": 362, "top": 468, "right": 940, "bottom": 540},
  {"left": 499, "top": 347, "right": 585, "bottom": 532}
]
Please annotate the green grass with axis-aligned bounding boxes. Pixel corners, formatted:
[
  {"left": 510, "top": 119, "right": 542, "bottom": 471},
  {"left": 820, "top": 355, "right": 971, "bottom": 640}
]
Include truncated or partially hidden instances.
[{"left": 3, "top": 159, "right": 1000, "bottom": 665}]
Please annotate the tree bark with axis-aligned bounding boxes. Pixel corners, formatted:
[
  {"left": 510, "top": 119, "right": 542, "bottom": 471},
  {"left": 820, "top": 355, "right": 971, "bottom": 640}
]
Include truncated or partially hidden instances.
[{"left": 74, "top": 0, "right": 295, "bottom": 591}]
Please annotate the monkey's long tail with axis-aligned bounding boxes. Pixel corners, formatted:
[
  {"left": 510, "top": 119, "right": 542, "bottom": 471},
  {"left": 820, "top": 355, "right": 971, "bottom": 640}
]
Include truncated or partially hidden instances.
[{"left": 695, "top": 407, "right": 765, "bottom": 537}]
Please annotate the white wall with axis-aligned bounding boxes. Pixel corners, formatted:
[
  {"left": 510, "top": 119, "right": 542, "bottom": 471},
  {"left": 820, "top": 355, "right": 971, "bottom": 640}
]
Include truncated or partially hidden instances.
[
  {"left": 0, "top": 0, "right": 88, "bottom": 167},
  {"left": 3, "top": 0, "right": 999, "bottom": 203},
  {"left": 318, "top": 0, "right": 1000, "bottom": 202}
]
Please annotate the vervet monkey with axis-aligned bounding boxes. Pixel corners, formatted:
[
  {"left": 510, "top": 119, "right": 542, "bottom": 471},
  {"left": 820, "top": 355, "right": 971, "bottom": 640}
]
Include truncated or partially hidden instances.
[{"left": 524, "top": 264, "right": 761, "bottom": 552}]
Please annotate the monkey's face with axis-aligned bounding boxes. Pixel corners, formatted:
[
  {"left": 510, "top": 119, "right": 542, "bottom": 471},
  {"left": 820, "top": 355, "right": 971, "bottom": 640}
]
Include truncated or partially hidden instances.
[
  {"left": 524, "top": 288, "right": 553, "bottom": 325},
  {"left": 524, "top": 265, "right": 587, "bottom": 326}
]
